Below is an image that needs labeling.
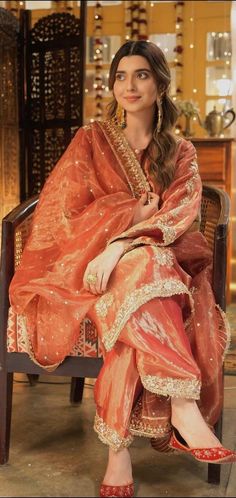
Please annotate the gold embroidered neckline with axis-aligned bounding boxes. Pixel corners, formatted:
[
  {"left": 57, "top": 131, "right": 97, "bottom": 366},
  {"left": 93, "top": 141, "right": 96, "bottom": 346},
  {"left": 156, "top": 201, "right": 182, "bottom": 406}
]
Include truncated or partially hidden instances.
[{"left": 97, "top": 119, "right": 151, "bottom": 198}]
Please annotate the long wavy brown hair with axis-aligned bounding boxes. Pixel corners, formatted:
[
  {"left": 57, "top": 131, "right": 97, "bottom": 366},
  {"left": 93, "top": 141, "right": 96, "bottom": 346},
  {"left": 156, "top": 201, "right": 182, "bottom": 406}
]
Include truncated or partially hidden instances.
[{"left": 106, "top": 40, "right": 179, "bottom": 190}]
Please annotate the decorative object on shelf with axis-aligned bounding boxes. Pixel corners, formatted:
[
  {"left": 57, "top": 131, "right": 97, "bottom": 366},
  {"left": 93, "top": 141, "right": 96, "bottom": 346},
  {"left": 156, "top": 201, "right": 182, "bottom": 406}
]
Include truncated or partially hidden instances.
[
  {"left": 198, "top": 106, "right": 236, "bottom": 137},
  {"left": 173, "top": 1, "right": 185, "bottom": 99},
  {"left": 176, "top": 99, "right": 199, "bottom": 138},
  {"left": 5, "top": 1, "right": 25, "bottom": 16},
  {"left": 124, "top": 1, "right": 148, "bottom": 41},
  {"left": 51, "top": 1, "right": 73, "bottom": 12},
  {"left": 93, "top": 1, "right": 104, "bottom": 120}
]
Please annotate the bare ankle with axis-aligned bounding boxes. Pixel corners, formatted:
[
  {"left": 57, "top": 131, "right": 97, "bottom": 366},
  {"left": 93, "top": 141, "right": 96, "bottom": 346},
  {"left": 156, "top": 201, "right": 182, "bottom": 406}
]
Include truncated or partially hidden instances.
[
  {"left": 108, "top": 447, "right": 130, "bottom": 462},
  {"left": 170, "top": 397, "right": 221, "bottom": 448},
  {"left": 171, "top": 398, "right": 195, "bottom": 426},
  {"left": 103, "top": 448, "right": 133, "bottom": 486}
]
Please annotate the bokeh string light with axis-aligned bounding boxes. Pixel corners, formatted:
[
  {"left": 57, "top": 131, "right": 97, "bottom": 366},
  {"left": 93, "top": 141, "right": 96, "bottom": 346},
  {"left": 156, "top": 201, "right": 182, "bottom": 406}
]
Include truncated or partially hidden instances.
[
  {"left": 173, "top": 1, "right": 185, "bottom": 99},
  {"left": 93, "top": 1, "right": 104, "bottom": 121},
  {"left": 173, "top": 1, "right": 184, "bottom": 135},
  {"left": 190, "top": 1, "right": 197, "bottom": 97},
  {"left": 125, "top": 1, "right": 148, "bottom": 42}
]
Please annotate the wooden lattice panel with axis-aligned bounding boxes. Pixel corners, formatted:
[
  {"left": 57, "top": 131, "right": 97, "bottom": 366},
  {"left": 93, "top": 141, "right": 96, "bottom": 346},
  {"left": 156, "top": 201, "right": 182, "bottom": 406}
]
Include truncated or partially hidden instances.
[
  {"left": 19, "top": 10, "right": 85, "bottom": 198},
  {"left": 0, "top": 8, "right": 19, "bottom": 233}
]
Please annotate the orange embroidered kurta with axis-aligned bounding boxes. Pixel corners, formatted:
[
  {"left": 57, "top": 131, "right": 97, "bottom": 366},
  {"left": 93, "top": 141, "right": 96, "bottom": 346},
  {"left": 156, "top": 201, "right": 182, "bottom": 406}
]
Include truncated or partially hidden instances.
[{"left": 9, "top": 119, "right": 230, "bottom": 447}]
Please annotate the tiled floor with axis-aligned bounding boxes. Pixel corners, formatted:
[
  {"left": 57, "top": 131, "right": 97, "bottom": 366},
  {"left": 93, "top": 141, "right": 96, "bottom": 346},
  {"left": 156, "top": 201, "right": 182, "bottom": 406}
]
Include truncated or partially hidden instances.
[
  {"left": 0, "top": 373, "right": 235, "bottom": 498},
  {"left": 0, "top": 305, "right": 236, "bottom": 497}
]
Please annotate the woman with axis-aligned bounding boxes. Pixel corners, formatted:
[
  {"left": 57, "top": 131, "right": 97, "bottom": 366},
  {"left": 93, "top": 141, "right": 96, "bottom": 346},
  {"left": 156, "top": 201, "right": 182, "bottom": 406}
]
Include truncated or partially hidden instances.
[{"left": 9, "top": 41, "right": 235, "bottom": 497}]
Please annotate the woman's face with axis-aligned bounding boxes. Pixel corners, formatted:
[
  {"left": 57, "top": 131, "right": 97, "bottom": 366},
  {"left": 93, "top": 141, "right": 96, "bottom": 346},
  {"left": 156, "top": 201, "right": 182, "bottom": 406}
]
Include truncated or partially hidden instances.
[{"left": 113, "top": 55, "right": 159, "bottom": 114}]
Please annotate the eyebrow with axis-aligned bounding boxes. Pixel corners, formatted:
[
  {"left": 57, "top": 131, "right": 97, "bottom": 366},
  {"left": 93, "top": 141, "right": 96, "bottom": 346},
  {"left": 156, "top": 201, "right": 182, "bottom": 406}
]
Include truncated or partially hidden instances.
[{"left": 115, "top": 68, "right": 152, "bottom": 74}]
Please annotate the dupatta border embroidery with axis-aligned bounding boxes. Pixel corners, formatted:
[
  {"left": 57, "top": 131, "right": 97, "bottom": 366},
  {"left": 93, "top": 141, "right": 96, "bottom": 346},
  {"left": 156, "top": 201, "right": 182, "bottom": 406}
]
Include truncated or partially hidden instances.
[
  {"left": 108, "top": 157, "right": 200, "bottom": 247},
  {"left": 215, "top": 304, "right": 231, "bottom": 361},
  {"left": 129, "top": 396, "right": 172, "bottom": 438},
  {"left": 15, "top": 314, "right": 61, "bottom": 372},
  {"left": 97, "top": 119, "right": 150, "bottom": 198},
  {"left": 129, "top": 423, "right": 172, "bottom": 438}
]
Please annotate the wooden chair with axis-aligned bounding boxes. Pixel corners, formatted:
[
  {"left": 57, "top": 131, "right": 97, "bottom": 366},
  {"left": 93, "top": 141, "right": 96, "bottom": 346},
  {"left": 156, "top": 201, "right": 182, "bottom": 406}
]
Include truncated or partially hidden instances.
[
  {"left": 199, "top": 185, "right": 230, "bottom": 484},
  {"left": 0, "top": 185, "right": 230, "bottom": 486}
]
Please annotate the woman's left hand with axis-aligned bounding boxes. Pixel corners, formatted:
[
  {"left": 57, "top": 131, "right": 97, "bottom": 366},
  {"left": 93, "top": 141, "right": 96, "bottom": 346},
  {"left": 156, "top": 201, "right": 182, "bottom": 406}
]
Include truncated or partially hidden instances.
[{"left": 83, "top": 240, "right": 129, "bottom": 295}]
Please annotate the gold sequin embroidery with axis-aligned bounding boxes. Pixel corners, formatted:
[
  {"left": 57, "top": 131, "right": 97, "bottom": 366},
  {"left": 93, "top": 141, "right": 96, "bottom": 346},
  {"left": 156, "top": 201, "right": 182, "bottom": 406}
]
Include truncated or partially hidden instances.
[
  {"left": 98, "top": 119, "right": 150, "bottom": 198},
  {"left": 153, "top": 248, "right": 174, "bottom": 266},
  {"left": 94, "top": 413, "right": 133, "bottom": 451},
  {"left": 82, "top": 124, "right": 93, "bottom": 131},
  {"left": 141, "top": 375, "right": 201, "bottom": 399},
  {"left": 103, "top": 279, "right": 194, "bottom": 351},
  {"left": 107, "top": 151, "right": 201, "bottom": 247},
  {"left": 14, "top": 313, "right": 60, "bottom": 372},
  {"left": 95, "top": 293, "right": 114, "bottom": 318}
]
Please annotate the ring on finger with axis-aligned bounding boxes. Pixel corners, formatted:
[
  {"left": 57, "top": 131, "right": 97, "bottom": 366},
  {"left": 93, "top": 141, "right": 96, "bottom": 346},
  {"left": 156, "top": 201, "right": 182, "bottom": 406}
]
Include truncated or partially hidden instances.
[{"left": 86, "top": 273, "right": 98, "bottom": 285}]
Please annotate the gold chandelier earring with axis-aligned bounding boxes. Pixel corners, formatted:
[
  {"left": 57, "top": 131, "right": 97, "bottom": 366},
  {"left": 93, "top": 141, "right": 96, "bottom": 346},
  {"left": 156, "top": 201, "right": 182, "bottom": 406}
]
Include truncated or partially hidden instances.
[
  {"left": 156, "top": 98, "right": 163, "bottom": 133},
  {"left": 115, "top": 103, "right": 127, "bottom": 129}
]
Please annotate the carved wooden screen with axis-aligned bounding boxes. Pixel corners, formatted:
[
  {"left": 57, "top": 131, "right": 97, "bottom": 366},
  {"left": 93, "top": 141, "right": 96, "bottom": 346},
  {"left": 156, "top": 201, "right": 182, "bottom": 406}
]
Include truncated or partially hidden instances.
[
  {"left": 18, "top": 3, "right": 87, "bottom": 200},
  {"left": 0, "top": 8, "right": 19, "bottom": 224}
]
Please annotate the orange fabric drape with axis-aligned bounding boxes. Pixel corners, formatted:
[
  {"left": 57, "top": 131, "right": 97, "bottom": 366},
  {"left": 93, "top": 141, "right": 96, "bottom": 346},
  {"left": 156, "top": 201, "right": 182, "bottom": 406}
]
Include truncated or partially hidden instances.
[
  {"left": 9, "top": 119, "right": 229, "bottom": 420},
  {"left": 9, "top": 119, "right": 230, "bottom": 445}
]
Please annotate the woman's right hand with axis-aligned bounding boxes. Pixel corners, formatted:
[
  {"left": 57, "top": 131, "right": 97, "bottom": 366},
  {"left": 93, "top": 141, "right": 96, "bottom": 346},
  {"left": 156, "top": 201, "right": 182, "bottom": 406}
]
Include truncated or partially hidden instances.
[{"left": 132, "top": 192, "right": 159, "bottom": 225}]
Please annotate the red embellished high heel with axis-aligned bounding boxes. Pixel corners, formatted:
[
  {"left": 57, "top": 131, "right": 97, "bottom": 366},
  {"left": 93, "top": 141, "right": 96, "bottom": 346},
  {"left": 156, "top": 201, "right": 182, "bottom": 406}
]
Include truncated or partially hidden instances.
[
  {"left": 100, "top": 481, "right": 134, "bottom": 497},
  {"left": 169, "top": 431, "right": 236, "bottom": 464}
]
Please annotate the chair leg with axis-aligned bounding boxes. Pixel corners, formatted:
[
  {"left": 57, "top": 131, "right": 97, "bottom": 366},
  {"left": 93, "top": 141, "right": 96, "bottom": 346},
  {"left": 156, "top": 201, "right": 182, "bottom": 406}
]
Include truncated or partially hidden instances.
[
  {"left": 27, "top": 374, "right": 40, "bottom": 386},
  {"left": 207, "top": 463, "right": 221, "bottom": 484},
  {"left": 0, "top": 371, "right": 13, "bottom": 464},
  {"left": 70, "top": 377, "right": 85, "bottom": 404}
]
